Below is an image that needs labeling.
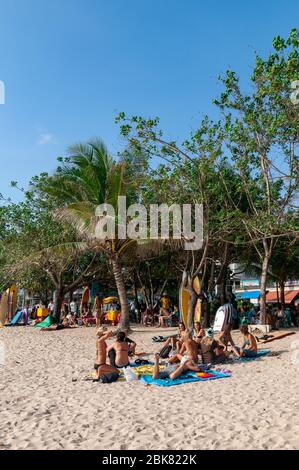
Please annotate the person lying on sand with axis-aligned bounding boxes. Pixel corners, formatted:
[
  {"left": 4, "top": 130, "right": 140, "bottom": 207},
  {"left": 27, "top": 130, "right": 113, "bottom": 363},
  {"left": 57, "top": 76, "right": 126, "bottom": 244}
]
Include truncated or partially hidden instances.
[
  {"left": 152, "top": 352, "right": 201, "bottom": 381},
  {"left": 41, "top": 318, "right": 77, "bottom": 331},
  {"left": 234, "top": 325, "right": 257, "bottom": 358},
  {"left": 168, "top": 330, "right": 199, "bottom": 364},
  {"left": 107, "top": 331, "right": 130, "bottom": 368},
  {"left": 94, "top": 326, "right": 118, "bottom": 379},
  {"left": 200, "top": 328, "right": 229, "bottom": 364}
]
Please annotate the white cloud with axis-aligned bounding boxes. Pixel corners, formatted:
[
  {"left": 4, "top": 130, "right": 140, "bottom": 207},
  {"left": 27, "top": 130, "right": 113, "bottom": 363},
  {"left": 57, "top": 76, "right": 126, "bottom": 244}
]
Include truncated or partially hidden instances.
[{"left": 38, "top": 133, "right": 54, "bottom": 145}]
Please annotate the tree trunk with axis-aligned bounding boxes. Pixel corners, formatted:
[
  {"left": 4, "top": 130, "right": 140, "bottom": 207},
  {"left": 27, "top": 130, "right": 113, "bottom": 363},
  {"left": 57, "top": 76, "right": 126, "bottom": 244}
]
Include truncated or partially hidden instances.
[
  {"left": 111, "top": 257, "right": 130, "bottom": 331},
  {"left": 207, "top": 259, "right": 215, "bottom": 296},
  {"left": 259, "top": 255, "right": 270, "bottom": 324},
  {"left": 279, "top": 281, "right": 285, "bottom": 310},
  {"left": 52, "top": 288, "right": 64, "bottom": 323},
  {"left": 219, "top": 264, "right": 229, "bottom": 305},
  {"left": 276, "top": 281, "right": 280, "bottom": 304},
  {"left": 187, "top": 285, "right": 198, "bottom": 331},
  {"left": 202, "top": 297, "right": 210, "bottom": 327}
]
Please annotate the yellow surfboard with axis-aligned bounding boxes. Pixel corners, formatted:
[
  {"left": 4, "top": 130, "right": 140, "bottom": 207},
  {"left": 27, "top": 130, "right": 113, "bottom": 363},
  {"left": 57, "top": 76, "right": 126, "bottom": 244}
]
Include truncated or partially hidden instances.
[
  {"left": 0, "top": 292, "right": 9, "bottom": 326},
  {"left": 179, "top": 276, "right": 201, "bottom": 327},
  {"left": 80, "top": 286, "right": 90, "bottom": 312},
  {"left": 8, "top": 284, "right": 17, "bottom": 319},
  {"left": 0, "top": 284, "right": 18, "bottom": 326}
]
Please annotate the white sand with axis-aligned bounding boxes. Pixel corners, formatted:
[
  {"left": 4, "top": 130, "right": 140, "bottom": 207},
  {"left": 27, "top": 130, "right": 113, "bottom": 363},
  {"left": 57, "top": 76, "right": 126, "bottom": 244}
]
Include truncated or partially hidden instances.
[{"left": 0, "top": 325, "right": 299, "bottom": 450}]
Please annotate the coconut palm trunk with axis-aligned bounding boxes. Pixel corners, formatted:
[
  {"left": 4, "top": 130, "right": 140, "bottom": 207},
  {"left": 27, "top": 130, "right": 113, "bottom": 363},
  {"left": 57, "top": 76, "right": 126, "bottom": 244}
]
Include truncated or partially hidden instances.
[
  {"left": 111, "top": 256, "right": 130, "bottom": 331},
  {"left": 53, "top": 288, "right": 64, "bottom": 323}
]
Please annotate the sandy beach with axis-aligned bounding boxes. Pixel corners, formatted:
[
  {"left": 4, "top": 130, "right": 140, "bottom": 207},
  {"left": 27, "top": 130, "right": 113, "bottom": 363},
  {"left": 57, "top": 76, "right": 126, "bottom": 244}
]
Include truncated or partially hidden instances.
[{"left": 0, "top": 326, "right": 299, "bottom": 451}]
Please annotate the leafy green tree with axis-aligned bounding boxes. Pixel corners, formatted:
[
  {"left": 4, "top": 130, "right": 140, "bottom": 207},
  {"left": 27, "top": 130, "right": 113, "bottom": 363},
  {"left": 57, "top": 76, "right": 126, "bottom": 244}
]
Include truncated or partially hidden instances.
[
  {"left": 0, "top": 190, "right": 108, "bottom": 320},
  {"left": 39, "top": 139, "right": 138, "bottom": 330},
  {"left": 214, "top": 29, "right": 299, "bottom": 322}
]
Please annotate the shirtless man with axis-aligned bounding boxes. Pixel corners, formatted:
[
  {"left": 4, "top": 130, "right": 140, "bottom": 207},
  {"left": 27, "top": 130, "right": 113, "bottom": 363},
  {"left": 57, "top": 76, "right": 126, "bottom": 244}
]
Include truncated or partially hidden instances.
[
  {"left": 94, "top": 327, "right": 118, "bottom": 379},
  {"left": 153, "top": 352, "right": 201, "bottom": 381},
  {"left": 107, "top": 331, "right": 130, "bottom": 368},
  {"left": 168, "top": 330, "right": 199, "bottom": 364},
  {"left": 93, "top": 293, "right": 103, "bottom": 327}
]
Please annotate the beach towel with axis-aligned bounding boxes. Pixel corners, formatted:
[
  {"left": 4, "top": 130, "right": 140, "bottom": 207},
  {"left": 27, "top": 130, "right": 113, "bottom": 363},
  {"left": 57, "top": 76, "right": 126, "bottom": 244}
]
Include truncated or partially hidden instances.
[
  {"left": 235, "top": 349, "right": 270, "bottom": 362},
  {"left": 129, "top": 364, "right": 156, "bottom": 376},
  {"left": 34, "top": 315, "right": 53, "bottom": 328},
  {"left": 130, "top": 361, "right": 154, "bottom": 367},
  {"left": 140, "top": 370, "right": 231, "bottom": 387}
]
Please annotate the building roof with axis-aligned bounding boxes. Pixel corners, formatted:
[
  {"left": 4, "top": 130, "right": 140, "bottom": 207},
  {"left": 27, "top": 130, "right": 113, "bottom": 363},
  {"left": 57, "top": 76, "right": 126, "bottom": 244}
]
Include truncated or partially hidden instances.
[{"left": 266, "top": 289, "right": 299, "bottom": 304}]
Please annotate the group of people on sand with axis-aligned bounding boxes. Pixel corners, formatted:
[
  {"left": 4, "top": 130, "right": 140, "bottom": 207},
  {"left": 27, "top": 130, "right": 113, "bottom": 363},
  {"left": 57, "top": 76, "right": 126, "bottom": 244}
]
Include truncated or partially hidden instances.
[
  {"left": 153, "top": 322, "right": 257, "bottom": 380},
  {"left": 91, "top": 319, "right": 258, "bottom": 383},
  {"left": 94, "top": 327, "right": 137, "bottom": 380}
]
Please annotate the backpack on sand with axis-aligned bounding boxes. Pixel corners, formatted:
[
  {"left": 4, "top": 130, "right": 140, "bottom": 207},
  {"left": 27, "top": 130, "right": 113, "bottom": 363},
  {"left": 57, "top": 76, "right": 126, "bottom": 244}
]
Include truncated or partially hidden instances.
[
  {"left": 98, "top": 372, "right": 119, "bottom": 383},
  {"left": 159, "top": 344, "right": 172, "bottom": 359}
]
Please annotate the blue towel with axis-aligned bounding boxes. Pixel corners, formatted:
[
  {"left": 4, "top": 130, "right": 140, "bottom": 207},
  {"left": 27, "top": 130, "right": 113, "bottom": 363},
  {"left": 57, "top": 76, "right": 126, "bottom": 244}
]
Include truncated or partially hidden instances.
[
  {"left": 236, "top": 349, "right": 270, "bottom": 362},
  {"left": 129, "top": 362, "right": 154, "bottom": 368},
  {"left": 140, "top": 370, "right": 230, "bottom": 387}
]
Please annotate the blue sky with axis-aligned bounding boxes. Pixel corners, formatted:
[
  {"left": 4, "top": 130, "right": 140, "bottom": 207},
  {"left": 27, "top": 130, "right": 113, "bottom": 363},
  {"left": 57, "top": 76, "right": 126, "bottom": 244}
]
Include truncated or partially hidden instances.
[{"left": 0, "top": 0, "right": 298, "bottom": 201}]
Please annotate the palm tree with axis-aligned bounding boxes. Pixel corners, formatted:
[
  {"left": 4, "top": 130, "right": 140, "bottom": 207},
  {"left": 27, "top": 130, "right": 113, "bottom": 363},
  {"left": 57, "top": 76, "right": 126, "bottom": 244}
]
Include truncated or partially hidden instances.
[{"left": 43, "top": 139, "right": 136, "bottom": 330}]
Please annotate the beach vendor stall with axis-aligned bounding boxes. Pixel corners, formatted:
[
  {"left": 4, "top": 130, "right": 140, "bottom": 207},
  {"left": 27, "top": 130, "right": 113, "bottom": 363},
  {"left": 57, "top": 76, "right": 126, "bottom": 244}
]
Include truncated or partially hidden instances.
[{"left": 103, "top": 296, "right": 121, "bottom": 326}]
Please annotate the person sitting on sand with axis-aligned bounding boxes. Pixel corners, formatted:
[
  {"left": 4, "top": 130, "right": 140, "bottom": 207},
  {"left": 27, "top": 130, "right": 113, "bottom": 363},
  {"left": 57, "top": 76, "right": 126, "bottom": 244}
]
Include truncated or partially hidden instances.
[
  {"left": 193, "top": 322, "right": 205, "bottom": 344},
  {"left": 66, "top": 311, "right": 77, "bottom": 326},
  {"left": 142, "top": 304, "right": 154, "bottom": 326},
  {"left": 152, "top": 352, "right": 201, "bottom": 381},
  {"left": 94, "top": 327, "right": 118, "bottom": 379},
  {"left": 235, "top": 325, "right": 257, "bottom": 358},
  {"left": 107, "top": 331, "right": 130, "bottom": 368},
  {"left": 162, "top": 322, "right": 186, "bottom": 352},
  {"left": 200, "top": 328, "right": 228, "bottom": 364},
  {"left": 82, "top": 303, "right": 96, "bottom": 327},
  {"left": 170, "top": 305, "right": 180, "bottom": 325},
  {"left": 168, "top": 330, "right": 199, "bottom": 364},
  {"left": 123, "top": 331, "right": 137, "bottom": 356},
  {"left": 157, "top": 307, "right": 172, "bottom": 327}
]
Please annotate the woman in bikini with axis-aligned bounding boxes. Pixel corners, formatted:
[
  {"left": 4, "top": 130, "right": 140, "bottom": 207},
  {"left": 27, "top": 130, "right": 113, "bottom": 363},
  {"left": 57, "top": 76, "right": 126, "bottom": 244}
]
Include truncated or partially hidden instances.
[
  {"left": 94, "top": 327, "right": 118, "bottom": 379},
  {"left": 235, "top": 325, "right": 258, "bottom": 358},
  {"left": 107, "top": 331, "right": 130, "bottom": 368},
  {"left": 193, "top": 322, "right": 205, "bottom": 345},
  {"left": 168, "top": 330, "right": 199, "bottom": 365}
]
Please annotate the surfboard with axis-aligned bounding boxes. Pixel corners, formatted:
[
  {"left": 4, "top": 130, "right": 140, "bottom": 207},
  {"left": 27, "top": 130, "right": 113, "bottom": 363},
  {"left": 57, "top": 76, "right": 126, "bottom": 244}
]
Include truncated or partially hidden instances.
[
  {"left": 8, "top": 284, "right": 17, "bottom": 321},
  {"left": 179, "top": 276, "right": 201, "bottom": 327},
  {"left": 80, "top": 286, "right": 90, "bottom": 313},
  {"left": 0, "top": 292, "right": 9, "bottom": 326},
  {"left": 213, "top": 306, "right": 226, "bottom": 332}
]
